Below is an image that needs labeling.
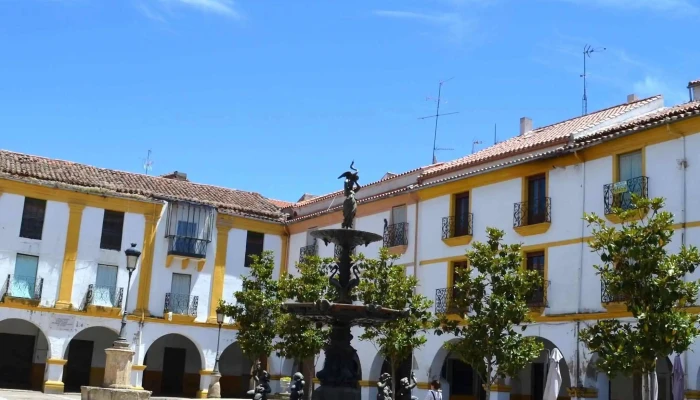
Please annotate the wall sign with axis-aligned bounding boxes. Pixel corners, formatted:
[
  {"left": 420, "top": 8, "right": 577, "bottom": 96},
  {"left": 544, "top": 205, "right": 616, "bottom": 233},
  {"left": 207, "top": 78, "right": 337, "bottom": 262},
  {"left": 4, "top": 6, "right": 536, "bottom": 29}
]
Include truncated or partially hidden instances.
[{"left": 50, "top": 315, "right": 76, "bottom": 332}]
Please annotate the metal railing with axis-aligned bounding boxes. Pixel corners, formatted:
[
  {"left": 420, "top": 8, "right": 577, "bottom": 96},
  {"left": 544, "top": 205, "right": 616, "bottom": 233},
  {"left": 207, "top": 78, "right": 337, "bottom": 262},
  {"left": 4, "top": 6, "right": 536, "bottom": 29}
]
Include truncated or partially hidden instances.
[
  {"left": 2, "top": 274, "right": 43, "bottom": 301},
  {"left": 164, "top": 292, "right": 199, "bottom": 316},
  {"left": 603, "top": 176, "right": 648, "bottom": 215},
  {"left": 85, "top": 284, "right": 124, "bottom": 309},
  {"left": 384, "top": 222, "right": 409, "bottom": 248},
  {"left": 601, "top": 280, "right": 627, "bottom": 304},
  {"left": 166, "top": 236, "right": 209, "bottom": 258},
  {"left": 434, "top": 287, "right": 469, "bottom": 315},
  {"left": 527, "top": 279, "right": 550, "bottom": 308},
  {"left": 300, "top": 244, "right": 318, "bottom": 260},
  {"left": 442, "top": 214, "right": 473, "bottom": 239},
  {"left": 514, "top": 198, "right": 551, "bottom": 227}
]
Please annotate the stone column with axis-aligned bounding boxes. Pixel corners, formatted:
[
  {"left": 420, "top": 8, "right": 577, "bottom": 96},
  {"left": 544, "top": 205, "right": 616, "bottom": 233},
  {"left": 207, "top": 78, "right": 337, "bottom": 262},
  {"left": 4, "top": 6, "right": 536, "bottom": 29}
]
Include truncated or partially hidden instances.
[
  {"left": 485, "top": 381, "right": 511, "bottom": 400},
  {"left": 103, "top": 341, "right": 135, "bottom": 389},
  {"left": 197, "top": 369, "right": 213, "bottom": 398},
  {"left": 43, "top": 358, "right": 67, "bottom": 394},
  {"left": 596, "top": 372, "right": 610, "bottom": 400},
  {"left": 131, "top": 365, "right": 147, "bottom": 390}
]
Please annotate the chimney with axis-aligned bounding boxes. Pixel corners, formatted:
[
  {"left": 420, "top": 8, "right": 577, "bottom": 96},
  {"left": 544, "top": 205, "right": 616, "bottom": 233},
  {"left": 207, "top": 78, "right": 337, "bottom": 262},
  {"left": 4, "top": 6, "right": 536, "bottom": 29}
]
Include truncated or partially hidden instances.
[
  {"left": 160, "top": 171, "right": 188, "bottom": 181},
  {"left": 627, "top": 94, "right": 639, "bottom": 103},
  {"left": 520, "top": 117, "right": 532, "bottom": 136},
  {"left": 689, "top": 80, "right": 700, "bottom": 102}
]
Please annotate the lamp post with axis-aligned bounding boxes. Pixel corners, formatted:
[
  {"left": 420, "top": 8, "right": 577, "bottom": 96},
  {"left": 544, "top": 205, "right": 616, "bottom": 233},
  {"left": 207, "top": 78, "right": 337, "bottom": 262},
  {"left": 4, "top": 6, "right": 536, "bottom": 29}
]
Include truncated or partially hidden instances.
[
  {"left": 208, "top": 309, "right": 225, "bottom": 398},
  {"left": 116, "top": 243, "right": 141, "bottom": 346}
]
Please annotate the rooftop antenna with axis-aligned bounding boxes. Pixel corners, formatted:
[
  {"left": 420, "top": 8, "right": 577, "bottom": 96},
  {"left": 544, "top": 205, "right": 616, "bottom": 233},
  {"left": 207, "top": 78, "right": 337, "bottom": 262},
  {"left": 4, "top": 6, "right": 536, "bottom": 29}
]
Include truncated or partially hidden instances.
[
  {"left": 472, "top": 140, "right": 482, "bottom": 154},
  {"left": 493, "top": 123, "right": 498, "bottom": 145},
  {"left": 419, "top": 78, "right": 458, "bottom": 163},
  {"left": 142, "top": 149, "right": 153, "bottom": 175},
  {"left": 581, "top": 44, "right": 606, "bottom": 116}
]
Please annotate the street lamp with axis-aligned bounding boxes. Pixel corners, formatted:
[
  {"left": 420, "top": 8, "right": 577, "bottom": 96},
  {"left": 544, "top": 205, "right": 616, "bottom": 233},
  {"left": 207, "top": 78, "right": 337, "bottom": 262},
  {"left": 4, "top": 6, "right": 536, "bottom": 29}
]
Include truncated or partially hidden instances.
[
  {"left": 116, "top": 243, "right": 141, "bottom": 345},
  {"left": 208, "top": 308, "right": 225, "bottom": 398}
]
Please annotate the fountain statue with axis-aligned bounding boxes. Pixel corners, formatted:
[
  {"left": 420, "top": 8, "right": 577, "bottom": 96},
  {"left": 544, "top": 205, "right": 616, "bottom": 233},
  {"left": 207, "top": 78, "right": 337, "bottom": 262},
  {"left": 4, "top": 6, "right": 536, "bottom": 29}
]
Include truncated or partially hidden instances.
[
  {"left": 281, "top": 162, "right": 407, "bottom": 400},
  {"left": 398, "top": 372, "right": 418, "bottom": 400},
  {"left": 289, "top": 372, "right": 305, "bottom": 400}
]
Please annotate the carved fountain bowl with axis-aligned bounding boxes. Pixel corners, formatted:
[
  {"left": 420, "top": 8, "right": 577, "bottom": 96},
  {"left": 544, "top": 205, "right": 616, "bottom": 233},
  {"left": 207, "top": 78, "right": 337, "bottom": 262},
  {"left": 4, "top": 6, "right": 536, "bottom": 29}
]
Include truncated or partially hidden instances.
[
  {"left": 311, "top": 229, "right": 383, "bottom": 248},
  {"left": 281, "top": 302, "right": 407, "bottom": 326}
]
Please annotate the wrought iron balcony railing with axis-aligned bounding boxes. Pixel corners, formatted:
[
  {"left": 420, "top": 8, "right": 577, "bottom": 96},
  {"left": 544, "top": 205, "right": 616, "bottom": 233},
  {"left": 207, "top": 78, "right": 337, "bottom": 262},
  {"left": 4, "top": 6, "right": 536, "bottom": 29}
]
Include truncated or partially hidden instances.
[
  {"left": 527, "top": 279, "right": 550, "bottom": 308},
  {"left": 384, "top": 222, "right": 409, "bottom": 248},
  {"left": 300, "top": 244, "right": 318, "bottom": 260},
  {"left": 601, "top": 280, "right": 628, "bottom": 304},
  {"left": 164, "top": 292, "right": 199, "bottom": 316},
  {"left": 434, "top": 287, "right": 470, "bottom": 315},
  {"left": 442, "top": 214, "right": 473, "bottom": 239},
  {"left": 2, "top": 274, "right": 43, "bottom": 301},
  {"left": 166, "top": 236, "right": 209, "bottom": 258},
  {"left": 603, "top": 176, "right": 648, "bottom": 215},
  {"left": 514, "top": 198, "right": 551, "bottom": 228},
  {"left": 85, "top": 284, "right": 124, "bottom": 309}
]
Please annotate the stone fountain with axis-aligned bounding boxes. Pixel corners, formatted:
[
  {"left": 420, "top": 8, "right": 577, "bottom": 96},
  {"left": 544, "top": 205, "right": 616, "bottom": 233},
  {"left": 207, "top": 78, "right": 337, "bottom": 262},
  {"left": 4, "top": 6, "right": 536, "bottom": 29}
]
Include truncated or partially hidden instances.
[{"left": 281, "top": 162, "right": 407, "bottom": 400}]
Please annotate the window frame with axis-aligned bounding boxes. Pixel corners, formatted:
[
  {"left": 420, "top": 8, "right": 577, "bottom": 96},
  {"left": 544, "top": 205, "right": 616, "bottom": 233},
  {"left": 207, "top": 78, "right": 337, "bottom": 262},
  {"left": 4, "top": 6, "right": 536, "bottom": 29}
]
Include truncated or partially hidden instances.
[
  {"left": 19, "top": 197, "right": 47, "bottom": 240},
  {"left": 100, "top": 210, "right": 125, "bottom": 251},
  {"left": 244, "top": 231, "right": 265, "bottom": 267}
]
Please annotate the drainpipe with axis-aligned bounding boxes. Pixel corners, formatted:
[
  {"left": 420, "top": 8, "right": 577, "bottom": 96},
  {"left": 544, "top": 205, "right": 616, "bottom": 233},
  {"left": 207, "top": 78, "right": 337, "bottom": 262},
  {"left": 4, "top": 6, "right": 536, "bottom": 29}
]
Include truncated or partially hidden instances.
[
  {"left": 574, "top": 150, "right": 586, "bottom": 390},
  {"left": 410, "top": 192, "right": 420, "bottom": 379}
]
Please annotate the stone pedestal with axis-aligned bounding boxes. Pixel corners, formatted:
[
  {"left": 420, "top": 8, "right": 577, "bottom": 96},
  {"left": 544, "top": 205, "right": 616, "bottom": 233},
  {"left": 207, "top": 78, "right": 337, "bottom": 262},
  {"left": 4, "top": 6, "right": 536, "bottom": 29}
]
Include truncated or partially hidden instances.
[
  {"left": 207, "top": 372, "right": 222, "bottom": 398},
  {"left": 81, "top": 340, "right": 151, "bottom": 400},
  {"left": 81, "top": 386, "right": 151, "bottom": 400}
]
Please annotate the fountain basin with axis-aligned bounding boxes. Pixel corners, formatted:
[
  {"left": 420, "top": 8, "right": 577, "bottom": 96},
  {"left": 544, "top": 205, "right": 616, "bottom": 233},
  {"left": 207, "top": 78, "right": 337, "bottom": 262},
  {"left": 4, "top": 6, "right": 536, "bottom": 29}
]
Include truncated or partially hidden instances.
[
  {"left": 311, "top": 229, "right": 383, "bottom": 248},
  {"left": 282, "top": 301, "right": 407, "bottom": 326}
]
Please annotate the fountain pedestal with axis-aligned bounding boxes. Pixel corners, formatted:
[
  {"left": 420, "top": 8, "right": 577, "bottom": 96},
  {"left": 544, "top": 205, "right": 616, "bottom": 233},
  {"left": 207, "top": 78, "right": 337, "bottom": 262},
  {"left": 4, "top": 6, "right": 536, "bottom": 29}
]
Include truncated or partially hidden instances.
[{"left": 81, "top": 340, "right": 152, "bottom": 400}]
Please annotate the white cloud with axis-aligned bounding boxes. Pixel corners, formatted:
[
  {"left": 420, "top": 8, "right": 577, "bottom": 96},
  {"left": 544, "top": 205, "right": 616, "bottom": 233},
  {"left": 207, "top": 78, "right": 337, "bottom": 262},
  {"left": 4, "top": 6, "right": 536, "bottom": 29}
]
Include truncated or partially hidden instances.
[
  {"left": 555, "top": 0, "right": 698, "bottom": 14},
  {"left": 633, "top": 76, "right": 688, "bottom": 104},
  {"left": 372, "top": 10, "right": 472, "bottom": 43},
  {"left": 137, "top": 3, "right": 166, "bottom": 22},
  {"left": 165, "top": 0, "right": 241, "bottom": 18}
]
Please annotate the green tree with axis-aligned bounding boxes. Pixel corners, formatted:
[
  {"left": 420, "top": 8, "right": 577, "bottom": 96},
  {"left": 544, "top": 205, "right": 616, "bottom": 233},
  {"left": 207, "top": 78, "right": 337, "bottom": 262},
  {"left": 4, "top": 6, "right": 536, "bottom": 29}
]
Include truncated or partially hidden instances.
[
  {"left": 580, "top": 196, "right": 700, "bottom": 399},
  {"left": 220, "top": 251, "right": 281, "bottom": 366},
  {"left": 433, "top": 228, "right": 543, "bottom": 399},
  {"left": 355, "top": 247, "right": 433, "bottom": 394},
  {"left": 277, "top": 255, "right": 334, "bottom": 399}
]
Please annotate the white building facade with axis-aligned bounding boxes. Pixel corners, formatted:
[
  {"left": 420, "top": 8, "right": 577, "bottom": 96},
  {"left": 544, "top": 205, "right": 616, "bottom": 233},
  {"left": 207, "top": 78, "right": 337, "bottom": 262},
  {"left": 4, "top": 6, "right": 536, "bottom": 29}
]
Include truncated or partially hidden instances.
[{"left": 2, "top": 81, "right": 700, "bottom": 400}]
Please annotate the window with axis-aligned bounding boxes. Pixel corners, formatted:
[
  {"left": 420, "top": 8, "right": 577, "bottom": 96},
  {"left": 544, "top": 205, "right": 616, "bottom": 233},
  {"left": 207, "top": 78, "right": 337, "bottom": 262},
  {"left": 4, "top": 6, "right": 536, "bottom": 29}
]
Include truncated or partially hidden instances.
[
  {"left": 451, "top": 261, "right": 469, "bottom": 287},
  {"left": 244, "top": 231, "right": 265, "bottom": 267},
  {"left": 94, "top": 264, "right": 118, "bottom": 307},
  {"left": 11, "top": 254, "right": 39, "bottom": 299},
  {"left": 618, "top": 150, "right": 643, "bottom": 182},
  {"left": 454, "top": 192, "right": 470, "bottom": 236},
  {"left": 174, "top": 221, "right": 198, "bottom": 255},
  {"left": 526, "top": 251, "right": 546, "bottom": 307},
  {"left": 19, "top": 198, "right": 46, "bottom": 240},
  {"left": 165, "top": 202, "right": 214, "bottom": 258},
  {"left": 391, "top": 205, "right": 407, "bottom": 225},
  {"left": 169, "top": 273, "right": 192, "bottom": 315},
  {"left": 385, "top": 205, "right": 408, "bottom": 247},
  {"left": 527, "top": 174, "right": 547, "bottom": 225},
  {"left": 100, "top": 210, "right": 124, "bottom": 251}
]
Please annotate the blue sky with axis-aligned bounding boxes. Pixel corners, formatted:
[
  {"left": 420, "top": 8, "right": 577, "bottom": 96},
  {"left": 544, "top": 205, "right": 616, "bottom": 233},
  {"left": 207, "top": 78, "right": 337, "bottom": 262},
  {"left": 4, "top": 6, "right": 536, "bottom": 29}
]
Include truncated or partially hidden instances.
[{"left": 1, "top": 0, "right": 698, "bottom": 201}]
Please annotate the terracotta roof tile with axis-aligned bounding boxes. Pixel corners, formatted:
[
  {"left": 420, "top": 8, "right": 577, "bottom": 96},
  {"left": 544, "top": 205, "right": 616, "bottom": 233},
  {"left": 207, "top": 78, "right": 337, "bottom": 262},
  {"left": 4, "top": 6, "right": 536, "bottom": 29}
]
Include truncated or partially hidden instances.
[
  {"left": 0, "top": 150, "right": 284, "bottom": 221},
  {"left": 689, "top": 79, "right": 700, "bottom": 87},
  {"left": 421, "top": 95, "right": 662, "bottom": 179},
  {"left": 268, "top": 198, "right": 296, "bottom": 208}
]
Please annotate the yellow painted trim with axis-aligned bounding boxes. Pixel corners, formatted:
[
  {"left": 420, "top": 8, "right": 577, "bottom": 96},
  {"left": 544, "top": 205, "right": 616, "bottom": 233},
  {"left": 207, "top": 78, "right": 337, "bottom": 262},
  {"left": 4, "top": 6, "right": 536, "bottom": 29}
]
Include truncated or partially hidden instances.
[
  {"left": 134, "top": 205, "right": 163, "bottom": 317},
  {"left": 420, "top": 255, "right": 467, "bottom": 266},
  {"left": 181, "top": 258, "right": 189, "bottom": 269},
  {"left": 196, "top": 389, "right": 208, "bottom": 398},
  {"left": 522, "top": 247, "right": 548, "bottom": 313},
  {"left": 168, "top": 313, "right": 196, "bottom": 324},
  {"left": 0, "top": 300, "right": 122, "bottom": 318},
  {"left": 3, "top": 296, "right": 40, "bottom": 307},
  {"left": 46, "top": 358, "right": 68, "bottom": 366},
  {"left": 230, "top": 215, "right": 285, "bottom": 236},
  {"left": 686, "top": 390, "right": 700, "bottom": 399},
  {"left": 127, "top": 314, "right": 239, "bottom": 329},
  {"left": 43, "top": 380, "right": 65, "bottom": 393},
  {"left": 280, "top": 228, "right": 290, "bottom": 278},
  {"left": 312, "top": 378, "right": 320, "bottom": 384},
  {"left": 197, "top": 259, "right": 206, "bottom": 272},
  {"left": 602, "top": 302, "right": 627, "bottom": 312},
  {"left": 199, "top": 369, "right": 214, "bottom": 375},
  {"left": 132, "top": 365, "right": 147, "bottom": 371},
  {"left": 166, "top": 255, "right": 174, "bottom": 268},
  {"left": 0, "top": 178, "right": 162, "bottom": 215},
  {"left": 514, "top": 222, "right": 551, "bottom": 236},
  {"left": 416, "top": 382, "right": 430, "bottom": 390},
  {"left": 86, "top": 304, "right": 122, "bottom": 317},
  {"left": 387, "top": 245, "right": 408, "bottom": 255},
  {"left": 359, "top": 380, "right": 378, "bottom": 387},
  {"left": 208, "top": 217, "right": 234, "bottom": 323},
  {"left": 442, "top": 235, "right": 473, "bottom": 247},
  {"left": 55, "top": 203, "right": 86, "bottom": 309},
  {"left": 485, "top": 383, "right": 511, "bottom": 392},
  {"left": 566, "top": 387, "right": 597, "bottom": 398}
]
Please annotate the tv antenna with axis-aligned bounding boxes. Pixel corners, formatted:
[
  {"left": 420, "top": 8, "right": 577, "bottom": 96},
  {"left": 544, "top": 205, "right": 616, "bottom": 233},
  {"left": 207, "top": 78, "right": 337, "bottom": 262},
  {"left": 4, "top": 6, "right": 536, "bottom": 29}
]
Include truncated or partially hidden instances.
[
  {"left": 419, "top": 78, "right": 458, "bottom": 163},
  {"left": 581, "top": 44, "right": 606, "bottom": 115},
  {"left": 493, "top": 124, "right": 498, "bottom": 145},
  {"left": 472, "top": 140, "right": 482, "bottom": 154},
  {"left": 142, "top": 149, "right": 154, "bottom": 175}
]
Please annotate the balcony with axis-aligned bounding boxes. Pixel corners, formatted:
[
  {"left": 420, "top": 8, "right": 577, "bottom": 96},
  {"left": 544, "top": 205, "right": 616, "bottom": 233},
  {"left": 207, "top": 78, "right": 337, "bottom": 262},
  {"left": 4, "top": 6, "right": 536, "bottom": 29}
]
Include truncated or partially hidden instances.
[
  {"left": 603, "top": 176, "right": 648, "bottom": 221},
  {"left": 165, "top": 202, "right": 214, "bottom": 260},
  {"left": 527, "top": 279, "right": 550, "bottom": 309},
  {"left": 83, "top": 284, "right": 123, "bottom": 316},
  {"left": 167, "top": 237, "right": 209, "bottom": 258},
  {"left": 601, "top": 279, "right": 627, "bottom": 311},
  {"left": 164, "top": 293, "right": 199, "bottom": 322},
  {"left": 383, "top": 222, "right": 408, "bottom": 255},
  {"left": 1, "top": 274, "right": 43, "bottom": 305},
  {"left": 434, "top": 287, "right": 469, "bottom": 315},
  {"left": 300, "top": 244, "right": 318, "bottom": 261},
  {"left": 513, "top": 198, "right": 551, "bottom": 236},
  {"left": 441, "top": 214, "right": 473, "bottom": 246}
]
